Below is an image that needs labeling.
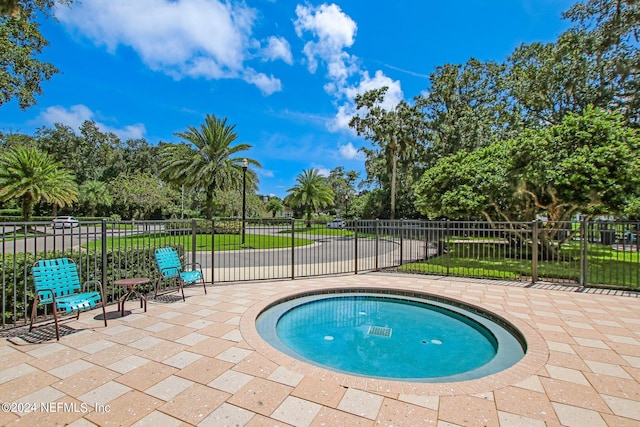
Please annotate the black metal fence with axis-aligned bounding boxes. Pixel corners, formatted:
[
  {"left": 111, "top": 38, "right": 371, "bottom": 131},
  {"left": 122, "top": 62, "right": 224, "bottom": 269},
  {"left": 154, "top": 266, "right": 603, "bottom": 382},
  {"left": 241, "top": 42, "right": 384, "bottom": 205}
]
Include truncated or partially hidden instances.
[{"left": 1, "top": 218, "right": 638, "bottom": 328}]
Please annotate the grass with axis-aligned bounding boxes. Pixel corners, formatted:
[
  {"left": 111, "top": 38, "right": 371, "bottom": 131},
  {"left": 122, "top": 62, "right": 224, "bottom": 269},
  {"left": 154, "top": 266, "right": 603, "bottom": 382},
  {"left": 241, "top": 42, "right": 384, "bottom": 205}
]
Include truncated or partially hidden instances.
[
  {"left": 279, "top": 224, "right": 355, "bottom": 237},
  {"left": 106, "top": 223, "right": 135, "bottom": 230},
  {"left": 0, "top": 227, "right": 49, "bottom": 240},
  {"left": 88, "top": 232, "right": 315, "bottom": 251},
  {"left": 400, "top": 240, "right": 639, "bottom": 289}
]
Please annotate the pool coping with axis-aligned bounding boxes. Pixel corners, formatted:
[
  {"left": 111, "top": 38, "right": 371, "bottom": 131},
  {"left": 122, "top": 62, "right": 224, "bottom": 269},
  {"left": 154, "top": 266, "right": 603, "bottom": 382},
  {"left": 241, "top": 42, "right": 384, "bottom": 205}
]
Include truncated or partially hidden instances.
[{"left": 240, "top": 282, "right": 550, "bottom": 396}]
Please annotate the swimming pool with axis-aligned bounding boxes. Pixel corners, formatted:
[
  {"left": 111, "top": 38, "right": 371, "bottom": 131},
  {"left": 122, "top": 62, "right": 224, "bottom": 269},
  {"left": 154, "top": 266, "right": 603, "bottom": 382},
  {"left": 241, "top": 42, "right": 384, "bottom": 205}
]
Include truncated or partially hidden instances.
[{"left": 256, "top": 289, "right": 526, "bottom": 382}]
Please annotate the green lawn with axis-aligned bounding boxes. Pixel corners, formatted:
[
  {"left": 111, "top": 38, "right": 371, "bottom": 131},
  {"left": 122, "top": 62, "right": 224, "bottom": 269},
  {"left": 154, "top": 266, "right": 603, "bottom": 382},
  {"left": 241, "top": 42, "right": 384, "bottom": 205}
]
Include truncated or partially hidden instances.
[
  {"left": 88, "top": 232, "right": 315, "bottom": 251},
  {"left": 279, "top": 224, "right": 355, "bottom": 236},
  {"left": 106, "top": 223, "right": 135, "bottom": 230},
  {"left": 401, "top": 240, "right": 639, "bottom": 289},
  {"left": 0, "top": 227, "right": 48, "bottom": 240}
]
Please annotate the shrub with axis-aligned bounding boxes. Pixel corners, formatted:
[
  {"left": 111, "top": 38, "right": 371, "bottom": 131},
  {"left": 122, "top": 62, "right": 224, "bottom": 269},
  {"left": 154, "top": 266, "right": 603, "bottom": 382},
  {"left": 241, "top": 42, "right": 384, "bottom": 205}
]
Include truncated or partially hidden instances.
[{"left": 0, "top": 245, "right": 187, "bottom": 325}]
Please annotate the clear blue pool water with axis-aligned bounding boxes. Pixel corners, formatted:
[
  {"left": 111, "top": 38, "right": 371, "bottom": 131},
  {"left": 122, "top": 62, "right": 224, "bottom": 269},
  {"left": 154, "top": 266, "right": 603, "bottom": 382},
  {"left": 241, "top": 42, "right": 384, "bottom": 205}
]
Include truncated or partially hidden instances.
[{"left": 256, "top": 291, "right": 525, "bottom": 382}]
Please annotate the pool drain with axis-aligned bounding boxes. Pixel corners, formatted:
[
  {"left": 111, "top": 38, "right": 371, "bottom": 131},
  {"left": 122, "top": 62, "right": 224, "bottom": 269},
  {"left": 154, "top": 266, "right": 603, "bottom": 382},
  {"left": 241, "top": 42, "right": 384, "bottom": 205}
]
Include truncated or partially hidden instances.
[{"left": 368, "top": 326, "right": 392, "bottom": 337}]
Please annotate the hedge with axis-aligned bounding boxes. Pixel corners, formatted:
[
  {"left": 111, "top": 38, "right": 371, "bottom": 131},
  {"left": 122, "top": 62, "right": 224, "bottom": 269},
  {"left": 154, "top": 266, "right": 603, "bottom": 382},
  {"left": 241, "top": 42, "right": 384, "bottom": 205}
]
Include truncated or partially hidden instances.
[{"left": 1, "top": 244, "right": 187, "bottom": 325}]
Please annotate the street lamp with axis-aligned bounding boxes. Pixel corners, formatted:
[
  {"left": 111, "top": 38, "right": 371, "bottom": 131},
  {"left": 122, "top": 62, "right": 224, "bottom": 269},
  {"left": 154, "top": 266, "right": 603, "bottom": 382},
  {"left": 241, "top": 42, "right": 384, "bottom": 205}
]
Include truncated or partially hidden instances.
[
  {"left": 344, "top": 193, "right": 350, "bottom": 218},
  {"left": 241, "top": 158, "right": 248, "bottom": 245}
]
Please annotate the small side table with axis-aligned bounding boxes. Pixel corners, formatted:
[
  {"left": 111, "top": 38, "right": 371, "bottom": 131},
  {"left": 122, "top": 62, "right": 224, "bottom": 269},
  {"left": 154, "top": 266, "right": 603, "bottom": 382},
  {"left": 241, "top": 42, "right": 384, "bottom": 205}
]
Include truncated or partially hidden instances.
[{"left": 114, "top": 277, "right": 149, "bottom": 317}]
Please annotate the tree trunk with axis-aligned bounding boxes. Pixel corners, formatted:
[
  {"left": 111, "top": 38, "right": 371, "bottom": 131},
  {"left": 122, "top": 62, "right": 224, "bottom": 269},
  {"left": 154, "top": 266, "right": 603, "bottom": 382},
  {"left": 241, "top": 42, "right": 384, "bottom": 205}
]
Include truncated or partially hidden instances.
[
  {"left": 21, "top": 195, "right": 33, "bottom": 223},
  {"left": 205, "top": 189, "right": 214, "bottom": 219},
  {"left": 390, "top": 138, "right": 397, "bottom": 220},
  {"left": 507, "top": 230, "right": 564, "bottom": 261}
]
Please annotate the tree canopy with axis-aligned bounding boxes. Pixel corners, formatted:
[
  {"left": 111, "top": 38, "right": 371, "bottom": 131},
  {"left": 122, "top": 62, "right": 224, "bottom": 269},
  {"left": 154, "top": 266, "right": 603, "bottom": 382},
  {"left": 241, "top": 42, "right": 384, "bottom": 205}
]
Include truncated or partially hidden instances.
[
  {"left": 349, "top": 87, "right": 425, "bottom": 219},
  {"left": 110, "top": 172, "right": 176, "bottom": 220},
  {"left": 285, "top": 169, "right": 334, "bottom": 226},
  {"left": 2, "top": 0, "right": 639, "bottom": 223},
  {"left": 0, "top": 0, "right": 72, "bottom": 109},
  {"left": 0, "top": 145, "right": 78, "bottom": 221},
  {"left": 265, "top": 197, "right": 284, "bottom": 218},
  {"left": 350, "top": 0, "right": 639, "bottom": 220},
  {"left": 158, "top": 114, "right": 260, "bottom": 219},
  {"left": 415, "top": 107, "right": 640, "bottom": 223}
]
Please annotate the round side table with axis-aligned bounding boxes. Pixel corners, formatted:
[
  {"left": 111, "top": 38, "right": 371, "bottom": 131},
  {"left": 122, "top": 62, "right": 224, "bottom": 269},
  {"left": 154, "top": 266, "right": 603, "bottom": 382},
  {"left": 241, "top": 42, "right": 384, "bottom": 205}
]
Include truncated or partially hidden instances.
[{"left": 114, "top": 277, "right": 149, "bottom": 316}]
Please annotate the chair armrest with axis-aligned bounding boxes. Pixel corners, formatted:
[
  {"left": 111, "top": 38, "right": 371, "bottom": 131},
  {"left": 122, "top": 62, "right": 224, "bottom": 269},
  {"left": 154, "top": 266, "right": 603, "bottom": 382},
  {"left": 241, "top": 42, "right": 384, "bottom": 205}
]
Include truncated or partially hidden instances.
[
  {"left": 184, "top": 262, "right": 203, "bottom": 271},
  {"left": 83, "top": 280, "right": 104, "bottom": 294},
  {"left": 34, "top": 287, "right": 57, "bottom": 300},
  {"left": 35, "top": 287, "right": 55, "bottom": 295}
]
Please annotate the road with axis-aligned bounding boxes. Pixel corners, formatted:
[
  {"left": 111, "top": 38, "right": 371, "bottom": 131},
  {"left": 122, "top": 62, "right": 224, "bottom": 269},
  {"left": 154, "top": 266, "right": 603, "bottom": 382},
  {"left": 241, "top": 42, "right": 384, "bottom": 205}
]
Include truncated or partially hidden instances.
[{"left": 2, "top": 223, "right": 432, "bottom": 282}]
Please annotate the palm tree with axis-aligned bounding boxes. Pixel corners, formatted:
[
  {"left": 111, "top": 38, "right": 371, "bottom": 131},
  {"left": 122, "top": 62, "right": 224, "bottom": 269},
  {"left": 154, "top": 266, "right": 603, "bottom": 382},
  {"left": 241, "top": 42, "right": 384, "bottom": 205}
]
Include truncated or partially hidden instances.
[
  {"left": 285, "top": 169, "right": 334, "bottom": 228},
  {"left": 0, "top": 146, "right": 78, "bottom": 222},
  {"left": 350, "top": 87, "right": 425, "bottom": 219},
  {"left": 158, "top": 114, "right": 260, "bottom": 219},
  {"left": 79, "top": 180, "right": 113, "bottom": 217},
  {"left": 265, "top": 197, "right": 284, "bottom": 218}
]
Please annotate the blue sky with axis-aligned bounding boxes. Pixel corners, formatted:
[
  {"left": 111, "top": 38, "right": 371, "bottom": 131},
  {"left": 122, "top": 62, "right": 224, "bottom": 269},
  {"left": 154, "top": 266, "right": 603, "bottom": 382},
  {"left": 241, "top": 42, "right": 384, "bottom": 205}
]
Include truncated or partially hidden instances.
[{"left": 1, "top": 0, "right": 574, "bottom": 198}]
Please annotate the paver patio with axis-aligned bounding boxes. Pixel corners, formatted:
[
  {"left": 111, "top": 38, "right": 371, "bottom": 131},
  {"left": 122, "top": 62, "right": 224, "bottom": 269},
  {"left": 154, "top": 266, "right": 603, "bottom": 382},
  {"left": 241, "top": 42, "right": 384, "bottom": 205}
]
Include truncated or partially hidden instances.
[{"left": 1, "top": 273, "right": 639, "bottom": 426}]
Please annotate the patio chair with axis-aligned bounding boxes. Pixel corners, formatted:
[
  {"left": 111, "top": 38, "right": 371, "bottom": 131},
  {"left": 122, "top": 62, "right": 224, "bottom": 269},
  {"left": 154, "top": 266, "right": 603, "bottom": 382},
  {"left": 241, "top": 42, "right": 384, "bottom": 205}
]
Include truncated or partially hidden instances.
[
  {"left": 154, "top": 247, "right": 206, "bottom": 301},
  {"left": 30, "top": 258, "right": 107, "bottom": 341}
]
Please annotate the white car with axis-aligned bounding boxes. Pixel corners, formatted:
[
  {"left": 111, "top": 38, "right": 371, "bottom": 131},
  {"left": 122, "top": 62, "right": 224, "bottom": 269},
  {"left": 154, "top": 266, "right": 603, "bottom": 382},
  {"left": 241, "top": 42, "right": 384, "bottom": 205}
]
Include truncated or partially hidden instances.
[
  {"left": 52, "top": 216, "right": 80, "bottom": 228},
  {"left": 327, "top": 219, "right": 346, "bottom": 229}
]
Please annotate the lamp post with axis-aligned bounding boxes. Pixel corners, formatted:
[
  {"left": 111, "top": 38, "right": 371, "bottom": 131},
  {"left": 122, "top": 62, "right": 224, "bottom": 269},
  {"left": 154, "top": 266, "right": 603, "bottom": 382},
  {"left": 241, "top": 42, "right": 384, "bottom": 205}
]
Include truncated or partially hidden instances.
[{"left": 241, "top": 158, "right": 248, "bottom": 245}]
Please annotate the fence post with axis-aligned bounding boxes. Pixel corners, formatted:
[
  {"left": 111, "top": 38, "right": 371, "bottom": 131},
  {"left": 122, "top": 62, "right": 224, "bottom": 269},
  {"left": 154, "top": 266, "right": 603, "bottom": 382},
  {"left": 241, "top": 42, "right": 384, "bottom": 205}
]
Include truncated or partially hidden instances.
[
  {"left": 354, "top": 220, "right": 358, "bottom": 274},
  {"left": 399, "top": 219, "right": 404, "bottom": 266},
  {"left": 211, "top": 219, "right": 215, "bottom": 285},
  {"left": 191, "top": 219, "right": 197, "bottom": 268},
  {"left": 531, "top": 220, "right": 538, "bottom": 284},
  {"left": 291, "top": 219, "right": 295, "bottom": 280},
  {"left": 375, "top": 219, "right": 379, "bottom": 271},
  {"left": 580, "top": 218, "right": 588, "bottom": 287},
  {"left": 101, "top": 219, "right": 108, "bottom": 290},
  {"left": 446, "top": 220, "right": 450, "bottom": 276}
]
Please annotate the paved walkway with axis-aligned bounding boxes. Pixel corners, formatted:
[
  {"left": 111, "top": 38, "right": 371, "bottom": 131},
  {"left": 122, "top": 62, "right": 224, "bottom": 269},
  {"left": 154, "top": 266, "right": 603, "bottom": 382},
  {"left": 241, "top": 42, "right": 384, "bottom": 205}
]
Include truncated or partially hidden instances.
[{"left": 1, "top": 273, "right": 639, "bottom": 426}]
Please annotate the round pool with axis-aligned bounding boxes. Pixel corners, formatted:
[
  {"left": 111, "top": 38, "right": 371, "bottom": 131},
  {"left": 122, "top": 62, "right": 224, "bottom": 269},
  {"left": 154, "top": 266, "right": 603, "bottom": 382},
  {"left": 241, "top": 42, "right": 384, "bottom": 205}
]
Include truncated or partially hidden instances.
[{"left": 256, "top": 289, "right": 526, "bottom": 382}]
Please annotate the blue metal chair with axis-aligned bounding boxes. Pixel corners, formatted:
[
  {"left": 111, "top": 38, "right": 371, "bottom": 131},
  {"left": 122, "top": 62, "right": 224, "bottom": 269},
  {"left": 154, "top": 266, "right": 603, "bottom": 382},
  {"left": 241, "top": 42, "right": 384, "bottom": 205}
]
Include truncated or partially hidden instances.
[
  {"left": 154, "top": 248, "right": 206, "bottom": 301},
  {"left": 31, "top": 258, "right": 107, "bottom": 340}
]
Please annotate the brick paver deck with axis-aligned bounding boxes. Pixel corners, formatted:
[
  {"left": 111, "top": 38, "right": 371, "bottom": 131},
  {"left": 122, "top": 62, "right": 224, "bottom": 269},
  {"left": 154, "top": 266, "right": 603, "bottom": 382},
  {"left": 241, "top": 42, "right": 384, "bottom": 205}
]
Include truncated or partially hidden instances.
[{"left": 1, "top": 273, "right": 639, "bottom": 426}]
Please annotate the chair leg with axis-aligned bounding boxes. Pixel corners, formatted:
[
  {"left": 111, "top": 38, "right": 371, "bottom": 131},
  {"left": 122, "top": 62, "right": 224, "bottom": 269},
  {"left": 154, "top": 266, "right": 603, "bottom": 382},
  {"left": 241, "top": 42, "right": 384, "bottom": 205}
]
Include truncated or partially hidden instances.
[
  {"left": 155, "top": 277, "right": 161, "bottom": 299},
  {"left": 52, "top": 304, "right": 60, "bottom": 341},
  {"left": 180, "top": 281, "right": 185, "bottom": 302},
  {"left": 29, "top": 297, "right": 39, "bottom": 332},
  {"left": 101, "top": 302, "right": 108, "bottom": 327},
  {"left": 98, "top": 289, "right": 108, "bottom": 327},
  {"left": 202, "top": 278, "right": 207, "bottom": 295}
]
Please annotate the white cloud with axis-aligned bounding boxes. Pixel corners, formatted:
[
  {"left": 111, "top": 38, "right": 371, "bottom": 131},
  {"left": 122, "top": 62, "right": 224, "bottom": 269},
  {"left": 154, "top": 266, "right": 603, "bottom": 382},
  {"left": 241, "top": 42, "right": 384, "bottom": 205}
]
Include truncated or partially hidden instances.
[
  {"left": 332, "top": 70, "right": 404, "bottom": 132},
  {"left": 338, "top": 142, "right": 363, "bottom": 160},
  {"left": 55, "top": 0, "right": 289, "bottom": 94},
  {"left": 313, "top": 165, "right": 331, "bottom": 177},
  {"left": 40, "top": 104, "right": 93, "bottom": 130},
  {"left": 261, "top": 36, "right": 293, "bottom": 64},
  {"left": 294, "top": 3, "right": 357, "bottom": 82},
  {"left": 38, "top": 104, "right": 146, "bottom": 140},
  {"left": 293, "top": 4, "right": 403, "bottom": 133},
  {"left": 294, "top": 4, "right": 357, "bottom": 53},
  {"left": 116, "top": 124, "right": 147, "bottom": 140},
  {"left": 243, "top": 69, "right": 282, "bottom": 95},
  {"left": 332, "top": 104, "right": 354, "bottom": 131},
  {"left": 345, "top": 70, "right": 404, "bottom": 109}
]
